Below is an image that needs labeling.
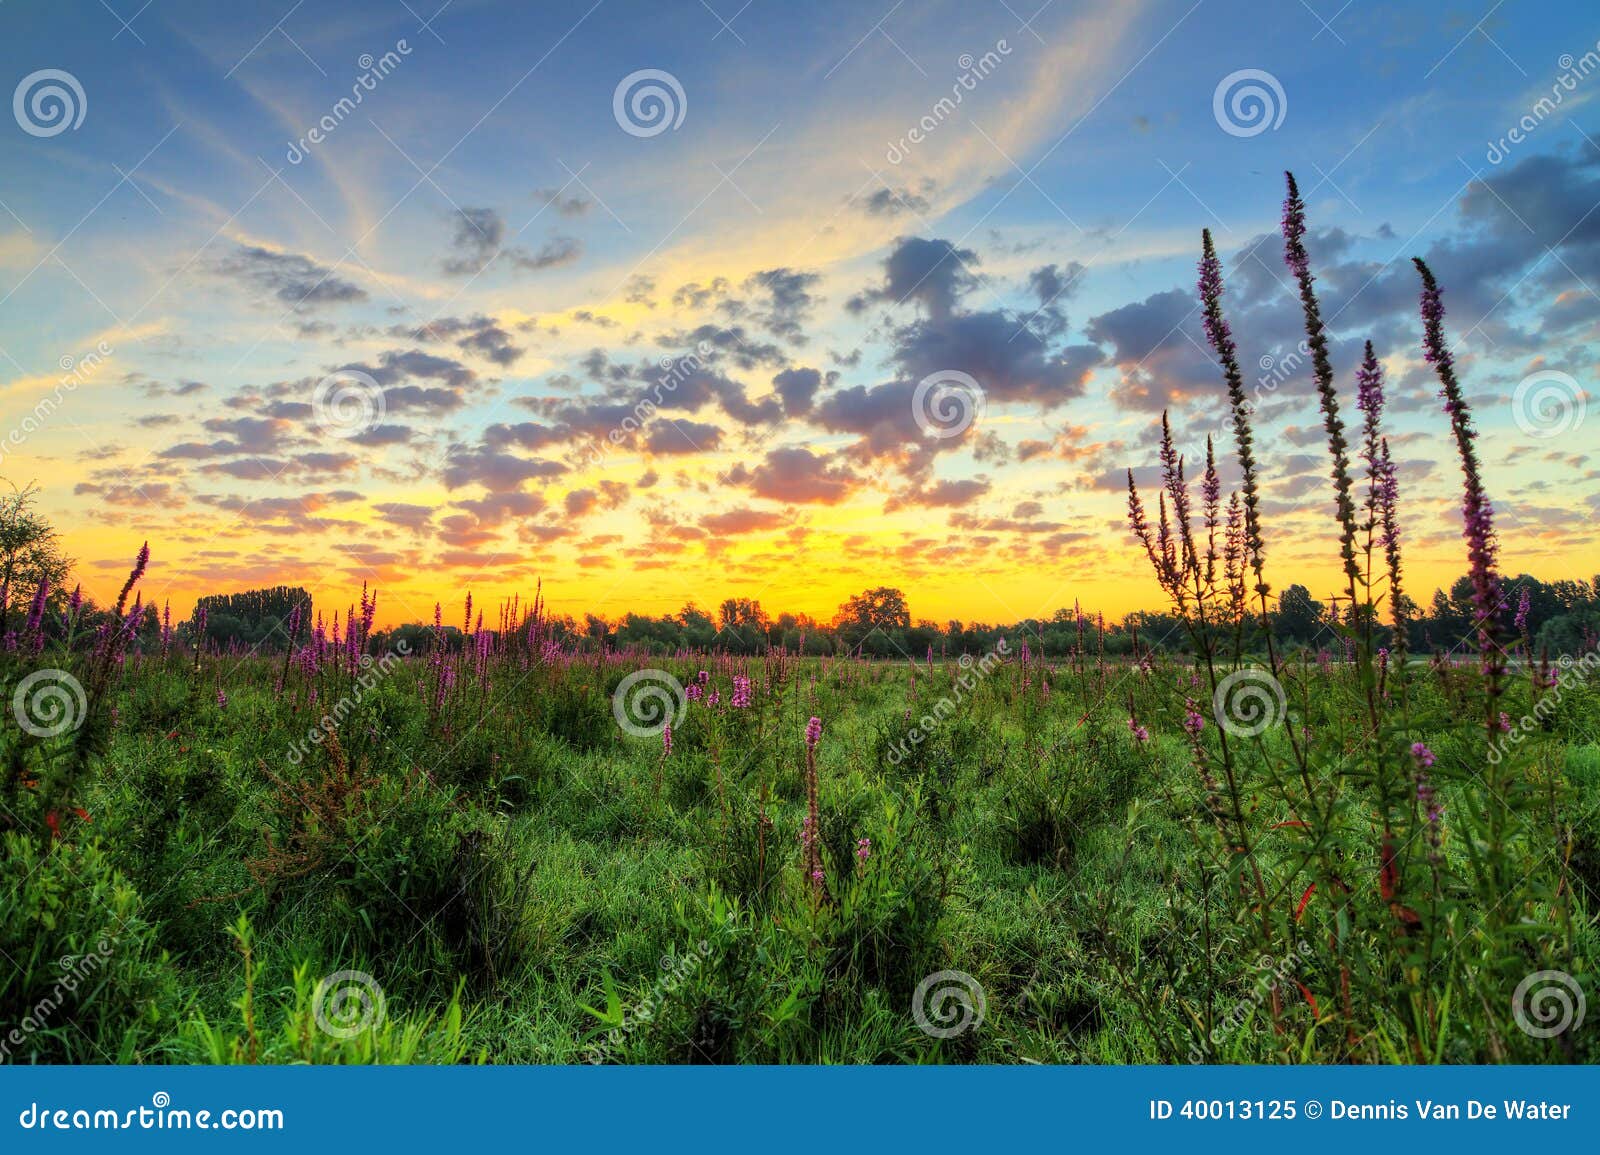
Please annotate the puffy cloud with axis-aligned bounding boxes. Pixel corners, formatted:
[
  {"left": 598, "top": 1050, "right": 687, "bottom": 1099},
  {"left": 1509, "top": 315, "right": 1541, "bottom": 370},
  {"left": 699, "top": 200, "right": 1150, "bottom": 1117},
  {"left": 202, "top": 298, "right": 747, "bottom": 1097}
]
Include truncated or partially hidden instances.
[
  {"left": 215, "top": 244, "right": 367, "bottom": 308},
  {"left": 741, "top": 446, "right": 860, "bottom": 504},
  {"left": 848, "top": 236, "right": 980, "bottom": 320}
]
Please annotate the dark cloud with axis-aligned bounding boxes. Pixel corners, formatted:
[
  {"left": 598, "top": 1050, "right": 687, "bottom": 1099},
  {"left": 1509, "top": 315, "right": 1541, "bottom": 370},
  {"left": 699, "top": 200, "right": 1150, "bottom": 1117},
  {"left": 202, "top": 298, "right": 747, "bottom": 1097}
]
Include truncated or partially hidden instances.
[
  {"left": 396, "top": 314, "right": 524, "bottom": 366},
  {"left": 699, "top": 509, "right": 786, "bottom": 535},
  {"left": 644, "top": 419, "right": 723, "bottom": 455},
  {"left": 885, "top": 478, "right": 991, "bottom": 510},
  {"left": 737, "top": 446, "right": 860, "bottom": 505},
  {"left": 772, "top": 367, "right": 825, "bottom": 417},
  {"left": 215, "top": 244, "right": 367, "bottom": 308},
  {"left": 441, "top": 206, "right": 582, "bottom": 276},
  {"left": 856, "top": 185, "right": 932, "bottom": 217},
  {"left": 848, "top": 236, "right": 980, "bottom": 319},
  {"left": 441, "top": 445, "right": 567, "bottom": 489}
]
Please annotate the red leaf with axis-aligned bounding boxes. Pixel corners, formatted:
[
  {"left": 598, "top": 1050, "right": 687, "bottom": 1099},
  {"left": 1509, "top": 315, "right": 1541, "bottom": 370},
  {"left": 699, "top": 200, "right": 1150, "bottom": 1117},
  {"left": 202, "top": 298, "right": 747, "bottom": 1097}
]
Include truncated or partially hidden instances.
[{"left": 1294, "top": 882, "right": 1316, "bottom": 921}]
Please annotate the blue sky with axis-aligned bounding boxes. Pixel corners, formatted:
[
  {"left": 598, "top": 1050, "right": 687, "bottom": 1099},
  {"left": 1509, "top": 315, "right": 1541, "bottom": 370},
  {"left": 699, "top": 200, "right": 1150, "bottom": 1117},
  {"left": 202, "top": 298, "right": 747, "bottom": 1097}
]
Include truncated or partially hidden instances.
[{"left": 1, "top": 0, "right": 1596, "bottom": 626}]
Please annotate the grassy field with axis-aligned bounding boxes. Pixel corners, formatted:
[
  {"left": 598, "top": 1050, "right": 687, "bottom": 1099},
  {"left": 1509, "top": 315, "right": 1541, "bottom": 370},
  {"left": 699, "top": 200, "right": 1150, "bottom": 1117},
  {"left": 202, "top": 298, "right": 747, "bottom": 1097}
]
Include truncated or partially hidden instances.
[{"left": 4, "top": 628, "right": 1597, "bottom": 1065}]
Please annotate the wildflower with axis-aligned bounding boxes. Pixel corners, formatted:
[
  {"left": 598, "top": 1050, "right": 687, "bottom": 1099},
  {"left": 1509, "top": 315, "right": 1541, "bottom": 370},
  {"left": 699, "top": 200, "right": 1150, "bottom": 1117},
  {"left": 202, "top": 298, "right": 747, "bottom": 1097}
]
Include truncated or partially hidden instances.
[
  {"left": 805, "top": 716, "right": 822, "bottom": 749},
  {"left": 1514, "top": 587, "right": 1531, "bottom": 634},
  {"left": 1182, "top": 699, "right": 1205, "bottom": 737},
  {"left": 1127, "top": 716, "right": 1150, "bottom": 744},
  {"left": 856, "top": 837, "right": 871, "bottom": 862},
  {"left": 731, "top": 674, "right": 752, "bottom": 708},
  {"left": 1415, "top": 258, "right": 1502, "bottom": 699},
  {"left": 1199, "top": 229, "right": 1267, "bottom": 598},
  {"left": 662, "top": 723, "right": 673, "bottom": 755},
  {"left": 1498, "top": 711, "right": 1512, "bottom": 733},
  {"left": 1283, "top": 173, "right": 1360, "bottom": 590},
  {"left": 216, "top": 687, "right": 228, "bottom": 709},
  {"left": 685, "top": 683, "right": 703, "bottom": 702},
  {"left": 1410, "top": 741, "right": 1436, "bottom": 769}
]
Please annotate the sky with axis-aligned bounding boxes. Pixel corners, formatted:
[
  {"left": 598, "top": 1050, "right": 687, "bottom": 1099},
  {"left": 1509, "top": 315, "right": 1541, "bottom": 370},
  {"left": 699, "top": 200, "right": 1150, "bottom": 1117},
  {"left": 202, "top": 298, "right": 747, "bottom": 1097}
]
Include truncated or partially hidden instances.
[{"left": 0, "top": 0, "right": 1596, "bottom": 630}]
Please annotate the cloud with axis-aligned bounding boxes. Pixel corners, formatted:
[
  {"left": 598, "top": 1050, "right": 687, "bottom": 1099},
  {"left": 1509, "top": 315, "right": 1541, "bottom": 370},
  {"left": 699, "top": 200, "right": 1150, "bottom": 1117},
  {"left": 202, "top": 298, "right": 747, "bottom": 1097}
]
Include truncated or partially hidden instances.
[
  {"left": 441, "top": 445, "right": 567, "bottom": 489},
  {"left": 737, "top": 446, "right": 861, "bottom": 504},
  {"left": 848, "top": 236, "right": 980, "bottom": 320},
  {"left": 441, "top": 206, "right": 583, "bottom": 276},
  {"left": 699, "top": 509, "right": 787, "bottom": 535},
  {"left": 644, "top": 419, "right": 723, "bottom": 455},
  {"left": 772, "top": 366, "right": 825, "bottom": 417},
  {"left": 215, "top": 244, "right": 367, "bottom": 308},
  {"left": 856, "top": 185, "right": 932, "bottom": 217}
]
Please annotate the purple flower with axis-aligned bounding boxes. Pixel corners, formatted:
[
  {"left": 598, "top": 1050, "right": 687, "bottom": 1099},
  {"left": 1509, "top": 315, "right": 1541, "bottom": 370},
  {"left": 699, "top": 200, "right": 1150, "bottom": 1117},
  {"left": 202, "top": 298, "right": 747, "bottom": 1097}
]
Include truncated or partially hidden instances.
[
  {"left": 1410, "top": 741, "right": 1436, "bottom": 769},
  {"left": 1281, "top": 172, "right": 1311, "bottom": 278},
  {"left": 805, "top": 715, "right": 822, "bottom": 749},
  {"left": 1514, "top": 587, "right": 1530, "bottom": 634}
]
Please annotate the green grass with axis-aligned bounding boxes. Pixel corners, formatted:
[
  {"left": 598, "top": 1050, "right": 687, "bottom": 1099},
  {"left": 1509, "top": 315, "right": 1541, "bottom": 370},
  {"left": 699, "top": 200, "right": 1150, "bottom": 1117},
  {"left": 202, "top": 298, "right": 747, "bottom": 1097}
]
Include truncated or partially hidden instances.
[{"left": 3, "top": 648, "right": 1595, "bottom": 1065}]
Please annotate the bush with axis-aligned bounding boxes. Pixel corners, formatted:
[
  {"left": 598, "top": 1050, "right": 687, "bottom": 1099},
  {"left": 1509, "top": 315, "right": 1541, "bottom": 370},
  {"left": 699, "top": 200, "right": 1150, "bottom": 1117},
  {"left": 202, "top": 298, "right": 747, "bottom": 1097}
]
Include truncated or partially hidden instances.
[{"left": 0, "top": 833, "right": 177, "bottom": 1062}]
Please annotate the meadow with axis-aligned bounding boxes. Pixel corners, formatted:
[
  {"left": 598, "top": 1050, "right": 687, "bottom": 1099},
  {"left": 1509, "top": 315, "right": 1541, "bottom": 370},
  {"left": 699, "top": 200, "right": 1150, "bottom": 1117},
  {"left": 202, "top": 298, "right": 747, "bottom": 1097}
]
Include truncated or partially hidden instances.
[{"left": 2, "top": 175, "right": 1597, "bottom": 1065}]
